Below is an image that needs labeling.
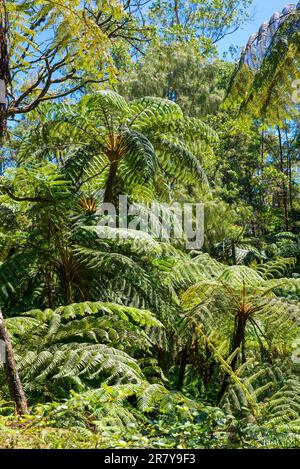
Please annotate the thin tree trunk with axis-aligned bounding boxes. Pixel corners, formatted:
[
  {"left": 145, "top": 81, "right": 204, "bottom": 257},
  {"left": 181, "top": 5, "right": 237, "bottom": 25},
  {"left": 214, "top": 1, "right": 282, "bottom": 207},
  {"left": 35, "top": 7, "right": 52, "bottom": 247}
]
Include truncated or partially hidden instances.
[
  {"left": 177, "top": 345, "right": 188, "bottom": 391},
  {"left": 288, "top": 151, "right": 293, "bottom": 211},
  {"left": 0, "top": 307, "right": 28, "bottom": 415},
  {"left": 174, "top": 0, "right": 180, "bottom": 26},
  {"left": 103, "top": 160, "right": 118, "bottom": 204},
  {"left": 0, "top": 0, "right": 10, "bottom": 138},
  {"left": 231, "top": 239, "right": 237, "bottom": 265},
  {"left": 45, "top": 270, "right": 53, "bottom": 308},
  {"left": 277, "top": 126, "right": 289, "bottom": 230},
  {"left": 284, "top": 126, "right": 293, "bottom": 211},
  {"left": 61, "top": 265, "right": 73, "bottom": 305},
  {"left": 260, "top": 129, "right": 265, "bottom": 209}
]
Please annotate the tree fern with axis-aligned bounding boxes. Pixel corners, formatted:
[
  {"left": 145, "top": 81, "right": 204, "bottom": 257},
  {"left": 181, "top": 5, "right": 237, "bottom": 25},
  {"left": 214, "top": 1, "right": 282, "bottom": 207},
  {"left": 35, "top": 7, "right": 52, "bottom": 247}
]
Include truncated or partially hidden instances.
[{"left": 6, "top": 301, "right": 163, "bottom": 399}]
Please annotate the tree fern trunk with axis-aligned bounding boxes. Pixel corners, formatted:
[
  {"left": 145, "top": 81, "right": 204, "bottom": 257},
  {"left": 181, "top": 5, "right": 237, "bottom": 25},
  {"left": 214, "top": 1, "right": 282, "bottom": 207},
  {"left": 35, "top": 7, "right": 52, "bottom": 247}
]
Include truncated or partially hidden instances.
[
  {"left": 0, "top": 308, "right": 28, "bottom": 415},
  {"left": 177, "top": 345, "right": 188, "bottom": 391},
  {"left": 217, "top": 314, "right": 246, "bottom": 404},
  {"left": 231, "top": 315, "right": 247, "bottom": 368},
  {"left": 62, "top": 269, "right": 72, "bottom": 305},
  {"left": 231, "top": 239, "right": 237, "bottom": 265},
  {"left": 103, "top": 160, "right": 118, "bottom": 204}
]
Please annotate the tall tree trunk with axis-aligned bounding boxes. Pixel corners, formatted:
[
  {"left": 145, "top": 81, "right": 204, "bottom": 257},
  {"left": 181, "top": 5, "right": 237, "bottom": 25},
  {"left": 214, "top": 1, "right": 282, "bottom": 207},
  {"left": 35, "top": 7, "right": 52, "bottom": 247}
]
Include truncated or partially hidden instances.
[
  {"left": 260, "top": 129, "right": 265, "bottom": 210},
  {"left": 284, "top": 125, "right": 293, "bottom": 211},
  {"left": 103, "top": 160, "right": 118, "bottom": 204},
  {"left": 277, "top": 126, "right": 289, "bottom": 230},
  {"left": 0, "top": 307, "right": 28, "bottom": 415},
  {"left": 287, "top": 150, "right": 293, "bottom": 212},
  {"left": 0, "top": 0, "right": 10, "bottom": 138}
]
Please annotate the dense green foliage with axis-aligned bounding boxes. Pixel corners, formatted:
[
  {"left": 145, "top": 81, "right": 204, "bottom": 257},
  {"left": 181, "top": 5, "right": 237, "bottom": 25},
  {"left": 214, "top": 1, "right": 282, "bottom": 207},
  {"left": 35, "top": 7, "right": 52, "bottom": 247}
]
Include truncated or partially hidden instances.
[{"left": 0, "top": 0, "right": 299, "bottom": 449}]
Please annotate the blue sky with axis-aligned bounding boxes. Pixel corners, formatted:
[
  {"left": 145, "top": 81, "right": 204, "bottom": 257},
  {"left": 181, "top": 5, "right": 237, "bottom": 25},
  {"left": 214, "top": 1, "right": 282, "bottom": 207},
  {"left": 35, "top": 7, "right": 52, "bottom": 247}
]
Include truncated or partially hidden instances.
[{"left": 218, "top": 0, "right": 296, "bottom": 56}]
